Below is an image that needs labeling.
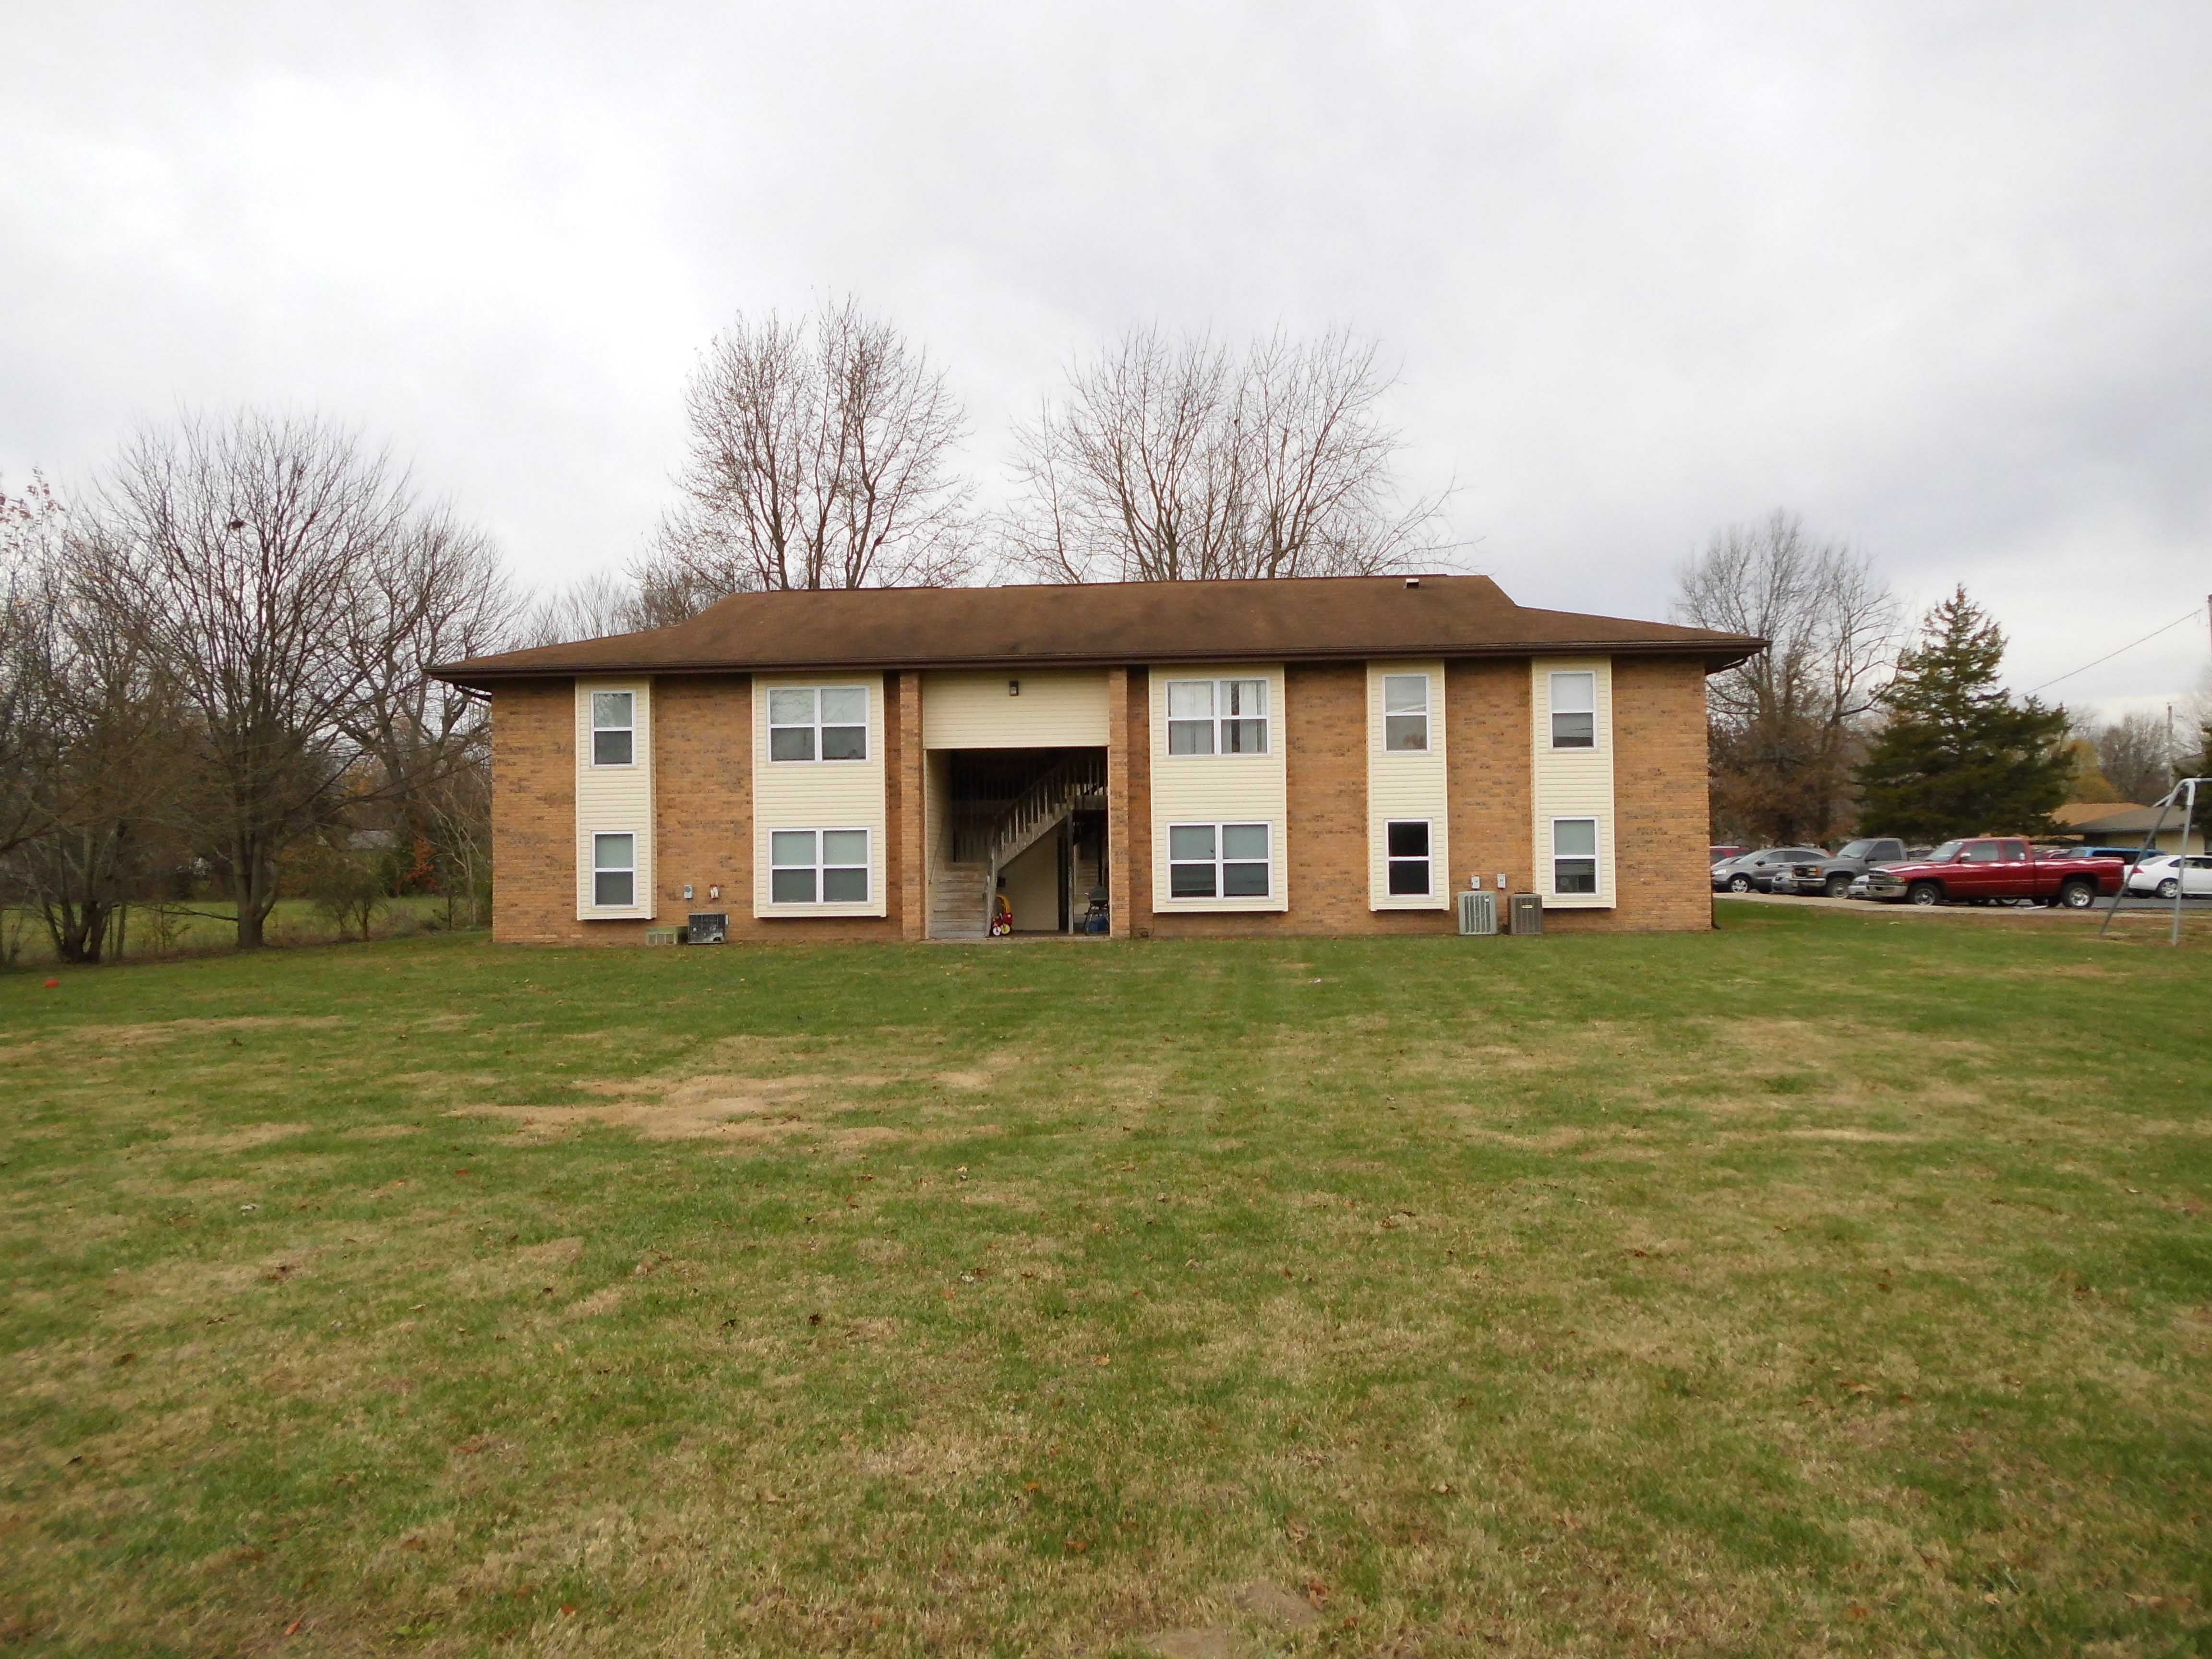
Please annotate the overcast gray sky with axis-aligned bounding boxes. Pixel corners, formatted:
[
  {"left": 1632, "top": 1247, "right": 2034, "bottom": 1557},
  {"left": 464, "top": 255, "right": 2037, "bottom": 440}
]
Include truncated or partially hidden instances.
[{"left": 4, "top": 0, "right": 2208, "bottom": 720}]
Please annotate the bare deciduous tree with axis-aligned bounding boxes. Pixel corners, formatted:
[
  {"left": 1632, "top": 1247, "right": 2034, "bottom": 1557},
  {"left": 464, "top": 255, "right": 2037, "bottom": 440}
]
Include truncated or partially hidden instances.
[
  {"left": 657, "top": 295, "right": 974, "bottom": 595},
  {"left": 520, "top": 556, "right": 748, "bottom": 650},
  {"left": 419, "top": 738, "right": 493, "bottom": 928},
  {"left": 79, "top": 411, "right": 505, "bottom": 950},
  {"left": 0, "top": 475, "right": 74, "bottom": 858},
  {"left": 1674, "top": 511, "right": 1900, "bottom": 846},
  {"left": 522, "top": 571, "right": 651, "bottom": 648},
  {"left": 1004, "top": 325, "right": 1446, "bottom": 583},
  {"left": 346, "top": 506, "right": 515, "bottom": 817},
  {"left": 2081, "top": 710, "right": 2179, "bottom": 804},
  {"left": 0, "top": 494, "right": 192, "bottom": 962}
]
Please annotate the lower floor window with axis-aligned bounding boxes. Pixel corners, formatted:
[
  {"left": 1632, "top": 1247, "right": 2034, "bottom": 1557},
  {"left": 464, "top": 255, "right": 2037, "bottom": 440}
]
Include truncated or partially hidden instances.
[
  {"left": 1553, "top": 817, "right": 1599, "bottom": 894},
  {"left": 1168, "top": 822, "right": 1271, "bottom": 899},
  {"left": 592, "top": 832, "right": 636, "bottom": 907},
  {"left": 1386, "top": 819, "right": 1432, "bottom": 895},
  {"left": 770, "top": 828, "right": 869, "bottom": 904}
]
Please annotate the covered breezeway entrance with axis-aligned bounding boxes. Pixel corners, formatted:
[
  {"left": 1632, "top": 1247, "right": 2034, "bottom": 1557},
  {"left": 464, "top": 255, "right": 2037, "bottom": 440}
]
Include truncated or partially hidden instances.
[{"left": 925, "top": 747, "right": 1108, "bottom": 940}]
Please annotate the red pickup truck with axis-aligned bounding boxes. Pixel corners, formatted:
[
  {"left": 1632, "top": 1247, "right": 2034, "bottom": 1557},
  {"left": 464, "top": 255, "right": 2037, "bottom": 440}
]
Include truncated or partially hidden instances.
[{"left": 1850, "top": 838, "right": 2124, "bottom": 908}]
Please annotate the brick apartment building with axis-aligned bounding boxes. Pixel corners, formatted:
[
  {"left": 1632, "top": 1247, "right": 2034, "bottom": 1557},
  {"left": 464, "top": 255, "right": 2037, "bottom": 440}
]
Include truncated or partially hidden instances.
[{"left": 431, "top": 575, "right": 1762, "bottom": 943}]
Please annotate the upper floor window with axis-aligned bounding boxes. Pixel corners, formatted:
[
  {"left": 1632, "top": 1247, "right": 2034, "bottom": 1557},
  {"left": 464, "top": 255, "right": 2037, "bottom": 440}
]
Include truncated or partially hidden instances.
[
  {"left": 1382, "top": 674, "right": 1430, "bottom": 752},
  {"left": 1549, "top": 671, "right": 1596, "bottom": 748},
  {"left": 769, "top": 686, "right": 867, "bottom": 762},
  {"left": 1166, "top": 678, "right": 1267, "bottom": 756},
  {"left": 590, "top": 691, "right": 634, "bottom": 766}
]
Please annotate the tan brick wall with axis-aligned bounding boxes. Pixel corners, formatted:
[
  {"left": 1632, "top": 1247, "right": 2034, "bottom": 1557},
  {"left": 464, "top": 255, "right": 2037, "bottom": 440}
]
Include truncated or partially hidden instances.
[
  {"left": 898, "top": 673, "right": 925, "bottom": 940},
  {"left": 1109, "top": 667, "right": 1140, "bottom": 937},
  {"left": 1143, "top": 662, "right": 1443, "bottom": 938},
  {"left": 1448, "top": 659, "right": 1535, "bottom": 901},
  {"left": 489, "top": 655, "right": 1713, "bottom": 945},
  {"left": 492, "top": 673, "right": 905, "bottom": 946},
  {"left": 490, "top": 681, "right": 581, "bottom": 944},
  {"left": 1545, "top": 654, "right": 1713, "bottom": 933}
]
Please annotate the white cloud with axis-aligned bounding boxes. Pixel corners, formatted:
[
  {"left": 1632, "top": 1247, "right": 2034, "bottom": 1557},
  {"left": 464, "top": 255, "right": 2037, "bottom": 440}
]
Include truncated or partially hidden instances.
[{"left": 3, "top": 0, "right": 2207, "bottom": 707}]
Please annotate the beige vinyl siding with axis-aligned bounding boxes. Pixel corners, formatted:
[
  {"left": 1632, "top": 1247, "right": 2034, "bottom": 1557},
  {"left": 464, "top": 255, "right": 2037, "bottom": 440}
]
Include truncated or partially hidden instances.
[
  {"left": 1000, "top": 834, "right": 1059, "bottom": 930},
  {"left": 1367, "top": 660, "right": 1448, "bottom": 909},
  {"left": 1530, "top": 657, "right": 1616, "bottom": 908},
  {"left": 1148, "top": 663, "right": 1289, "bottom": 914},
  {"left": 752, "top": 673, "right": 888, "bottom": 918},
  {"left": 922, "top": 670, "right": 1110, "bottom": 748},
  {"left": 574, "top": 678, "right": 655, "bottom": 921}
]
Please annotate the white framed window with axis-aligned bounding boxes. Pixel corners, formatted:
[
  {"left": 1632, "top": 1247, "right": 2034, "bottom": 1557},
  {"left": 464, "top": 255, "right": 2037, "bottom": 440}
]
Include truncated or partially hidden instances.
[
  {"left": 769, "top": 828, "right": 870, "bottom": 904},
  {"left": 1166, "top": 677, "right": 1268, "bottom": 756},
  {"left": 1167, "top": 822, "right": 1271, "bottom": 899},
  {"left": 768, "top": 686, "right": 868, "bottom": 762},
  {"left": 590, "top": 690, "right": 635, "bottom": 767},
  {"left": 1386, "top": 820, "right": 1433, "bottom": 895},
  {"left": 1552, "top": 818, "right": 1599, "bottom": 895},
  {"left": 1549, "top": 672, "right": 1596, "bottom": 749},
  {"left": 592, "top": 832, "right": 636, "bottom": 907},
  {"left": 1382, "top": 674, "right": 1430, "bottom": 752}
]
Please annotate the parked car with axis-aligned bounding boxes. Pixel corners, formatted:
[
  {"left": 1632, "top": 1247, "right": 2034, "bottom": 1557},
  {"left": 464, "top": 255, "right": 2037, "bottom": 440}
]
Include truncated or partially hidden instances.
[
  {"left": 1770, "top": 837, "right": 1909, "bottom": 897},
  {"left": 2124, "top": 854, "right": 2212, "bottom": 899},
  {"left": 1849, "top": 838, "right": 2124, "bottom": 908},
  {"left": 1711, "top": 846, "right": 1828, "bottom": 893},
  {"left": 1709, "top": 843, "right": 1746, "bottom": 863},
  {"left": 2072, "top": 844, "right": 2164, "bottom": 867}
]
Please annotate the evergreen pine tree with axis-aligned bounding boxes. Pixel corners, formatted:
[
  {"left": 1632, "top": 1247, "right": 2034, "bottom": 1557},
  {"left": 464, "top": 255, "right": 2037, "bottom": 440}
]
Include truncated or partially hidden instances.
[{"left": 1854, "top": 587, "right": 2073, "bottom": 840}]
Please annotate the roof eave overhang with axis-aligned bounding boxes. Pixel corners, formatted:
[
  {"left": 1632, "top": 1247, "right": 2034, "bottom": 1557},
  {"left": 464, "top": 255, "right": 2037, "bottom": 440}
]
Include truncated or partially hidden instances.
[{"left": 432, "top": 636, "right": 1764, "bottom": 689}]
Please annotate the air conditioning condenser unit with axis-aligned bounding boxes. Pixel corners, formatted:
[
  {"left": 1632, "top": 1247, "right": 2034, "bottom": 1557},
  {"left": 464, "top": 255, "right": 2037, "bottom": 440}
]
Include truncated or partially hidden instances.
[
  {"left": 1508, "top": 893, "right": 1543, "bottom": 935},
  {"left": 1456, "top": 889, "right": 1497, "bottom": 936}
]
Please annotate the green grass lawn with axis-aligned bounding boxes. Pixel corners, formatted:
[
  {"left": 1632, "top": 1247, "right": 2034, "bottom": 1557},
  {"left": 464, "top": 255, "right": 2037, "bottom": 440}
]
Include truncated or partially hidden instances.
[
  {"left": 1, "top": 897, "right": 468, "bottom": 969},
  {"left": 2, "top": 905, "right": 2207, "bottom": 1656}
]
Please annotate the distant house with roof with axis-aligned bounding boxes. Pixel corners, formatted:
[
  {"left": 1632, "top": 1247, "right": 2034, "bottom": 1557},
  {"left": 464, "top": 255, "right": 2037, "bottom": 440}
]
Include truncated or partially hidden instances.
[
  {"left": 2050, "top": 801, "right": 2205, "bottom": 855},
  {"left": 430, "top": 575, "right": 1762, "bottom": 943}
]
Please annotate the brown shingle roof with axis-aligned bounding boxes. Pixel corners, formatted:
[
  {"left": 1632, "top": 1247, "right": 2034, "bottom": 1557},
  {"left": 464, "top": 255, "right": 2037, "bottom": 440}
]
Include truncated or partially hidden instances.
[
  {"left": 432, "top": 574, "right": 1763, "bottom": 685},
  {"left": 2051, "top": 802, "right": 2158, "bottom": 832}
]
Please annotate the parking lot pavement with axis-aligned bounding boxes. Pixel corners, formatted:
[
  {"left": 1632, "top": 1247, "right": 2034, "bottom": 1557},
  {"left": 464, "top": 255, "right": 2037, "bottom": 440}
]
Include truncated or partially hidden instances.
[{"left": 1721, "top": 890, "right": 2207, "bottom": 917}]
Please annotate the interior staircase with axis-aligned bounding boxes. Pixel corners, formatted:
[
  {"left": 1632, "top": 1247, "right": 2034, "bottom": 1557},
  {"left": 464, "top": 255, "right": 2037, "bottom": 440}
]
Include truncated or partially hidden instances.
[
  {"left": 928, "top": 861, "right": 991, "bottom": 941},
  {"left": 933, "top": 748, "right": 1108, "bottom": 940}
]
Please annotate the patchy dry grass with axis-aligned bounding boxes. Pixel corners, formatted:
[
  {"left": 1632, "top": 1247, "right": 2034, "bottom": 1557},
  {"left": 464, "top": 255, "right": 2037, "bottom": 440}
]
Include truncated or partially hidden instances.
[{"left": 2, "top": 902, "right": 2208, "bottom": 1656}]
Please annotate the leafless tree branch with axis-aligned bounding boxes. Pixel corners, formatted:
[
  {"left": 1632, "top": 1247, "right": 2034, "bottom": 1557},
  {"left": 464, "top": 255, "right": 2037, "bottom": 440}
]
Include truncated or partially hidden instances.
[
  {"left": 657, "top": 294, "right": 975, "bottom": 594},
  {"left": 1002, "top": 325, "right": 1449, "bottom": 582},
  {"left": 1673, "top": 510, "right": 1902, "bottom": 845}
]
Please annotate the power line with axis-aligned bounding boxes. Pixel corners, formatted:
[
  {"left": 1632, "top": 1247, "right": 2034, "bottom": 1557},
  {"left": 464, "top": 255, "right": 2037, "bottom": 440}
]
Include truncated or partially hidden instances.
[{"left": 2024, "top": 604, "right": 2209, "bottom": 697}]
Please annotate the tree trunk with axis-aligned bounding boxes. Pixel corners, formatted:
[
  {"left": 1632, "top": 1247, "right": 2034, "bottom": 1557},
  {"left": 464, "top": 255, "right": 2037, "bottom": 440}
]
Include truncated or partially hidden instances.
[
  {"left": 45, "top": 898, "right": 112, "bottom": 964},
  {"left": 234, "top": 850, "right": 277, "bottom": 950}
]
